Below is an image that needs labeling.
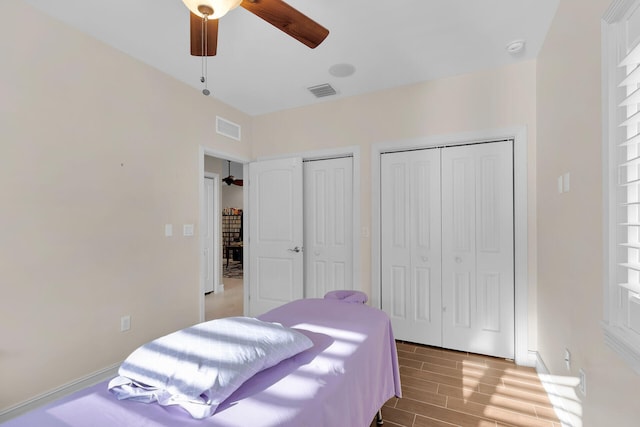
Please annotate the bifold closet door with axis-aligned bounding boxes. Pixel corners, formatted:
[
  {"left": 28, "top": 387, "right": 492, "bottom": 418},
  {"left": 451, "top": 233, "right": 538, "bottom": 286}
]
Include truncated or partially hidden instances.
[
  {"left": 303, "top": 157, "right": 354, "bottom": 298},
  {"left": 441, "top": 141, "right": 514, "bottom": 359},
  {"left": 381, "top": 149, "right": 442, "bottom": 346}
]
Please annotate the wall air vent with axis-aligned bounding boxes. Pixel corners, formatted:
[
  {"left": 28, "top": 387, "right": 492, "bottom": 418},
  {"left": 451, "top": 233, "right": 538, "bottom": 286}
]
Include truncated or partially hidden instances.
[
  {"left": 216, "top": 116, "right": 241, "bottom": 141},
  {"left": 307, "top": 83, "right": 337, "bottom": 98}
]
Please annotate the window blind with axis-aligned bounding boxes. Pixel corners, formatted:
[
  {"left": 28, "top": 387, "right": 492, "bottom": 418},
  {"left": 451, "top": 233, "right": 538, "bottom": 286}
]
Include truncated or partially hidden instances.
[
  {"left": 603, "top": 0, "right": 640, "bottom": 374},
  {"left": 617, "top": 40, "right": 640, "bottom": 322}
]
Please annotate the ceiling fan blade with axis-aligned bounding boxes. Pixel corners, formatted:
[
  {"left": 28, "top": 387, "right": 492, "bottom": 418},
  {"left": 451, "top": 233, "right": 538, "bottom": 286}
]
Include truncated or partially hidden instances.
[
  {"left": 190, "top": 12, "right": 218, "bottom": 56},
  {"left": 233, "top": 179, "right": 244, "bottom": 186},
  {"left": 240, "top": 0, "right": 329, "bottom": 49}
]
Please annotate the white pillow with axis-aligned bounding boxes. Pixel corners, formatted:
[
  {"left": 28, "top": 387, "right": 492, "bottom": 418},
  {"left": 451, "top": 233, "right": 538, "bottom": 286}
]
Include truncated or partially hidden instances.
[{"left": 108, "top": 317, "right": 313, "bottom": 419}]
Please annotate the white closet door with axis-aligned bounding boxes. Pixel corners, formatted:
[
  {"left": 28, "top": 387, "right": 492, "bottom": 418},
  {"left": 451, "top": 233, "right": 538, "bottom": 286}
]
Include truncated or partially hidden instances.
[
  {"left": 381, "top": 149, "right": 442, "bottom": 346},
  {"left": 441, "top": 141, "right": 514, "bottom": 359},
  {"left": 248, "top": 157, "right": 304, "bottom": 316},
  {"left": 303, "top": 157, "right": 354, "bottom": 298}
]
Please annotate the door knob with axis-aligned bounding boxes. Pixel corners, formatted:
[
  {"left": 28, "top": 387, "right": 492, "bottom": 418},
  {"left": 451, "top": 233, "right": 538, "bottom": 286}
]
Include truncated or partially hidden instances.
[
  {"left": 455, "top": 256, "right": 462, "bottom": 263},
  {"left": 288, "top": 246, "right": 302, "bottom": 253}
]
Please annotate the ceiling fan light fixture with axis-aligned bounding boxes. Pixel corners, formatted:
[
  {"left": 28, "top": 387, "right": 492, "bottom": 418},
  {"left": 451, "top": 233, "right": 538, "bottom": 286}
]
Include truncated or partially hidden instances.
[{"left": 182, "top": 0, "right": 242, "bottom": 19}]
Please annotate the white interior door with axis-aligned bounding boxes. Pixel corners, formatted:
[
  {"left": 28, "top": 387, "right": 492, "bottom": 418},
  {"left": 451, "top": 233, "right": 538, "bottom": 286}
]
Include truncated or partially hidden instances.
[
  {"left": 303, "top": 157, "right": 354, "bottom": 298},
  {"left": 381, "top": 149, "right": 442, "bottom": 346},
  {"left": 441, "top": 141, "right": 514, "bottom": 359},
  {"left": 248, "top": 157, "right": 304, "bottom": 316}
]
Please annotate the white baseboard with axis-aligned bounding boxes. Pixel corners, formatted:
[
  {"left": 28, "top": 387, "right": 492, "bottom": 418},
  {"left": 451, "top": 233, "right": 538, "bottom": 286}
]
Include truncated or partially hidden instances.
[
  {"left": 524, "top": 349, "right": 539, "bottom": 367},
  {"left": 534, "top": 350, "right": 551, "bottom": 374},
  {"left": 0, "top": 363, "right": 119, "bottom": 423}
]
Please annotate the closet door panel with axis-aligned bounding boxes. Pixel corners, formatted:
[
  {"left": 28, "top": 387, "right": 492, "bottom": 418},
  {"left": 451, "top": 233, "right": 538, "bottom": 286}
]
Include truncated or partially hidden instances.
[
  {"left": 303, "top": 157, "right": 353, "bottom": 298},
  {"left": 390, "top": 266, "right": 408, "bottom": 318},
  {"left": 382, "top": 159, "right": 411, "bottom": 323},
  {"left": 475, "top": 142, "right": 514, "bottom": 357},
  {"left": 414, "top": 267, "right": 432, "bottom": 322},
  {"left": 453, "top": 272, "right": 472, "bottom": 328},
  {"left": 442, "top": 150, "right": 476, "bottom": 350},
  {"left": 442, "top": 141, "right": 514, "bottom": 359},
  {"left": 381, "top": 149, "right": 442, "bottom": 346}
]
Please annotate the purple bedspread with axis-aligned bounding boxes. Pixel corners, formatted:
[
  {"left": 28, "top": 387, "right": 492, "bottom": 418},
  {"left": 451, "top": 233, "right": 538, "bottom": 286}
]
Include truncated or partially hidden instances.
[{"left": 3, "top": 298, "right": 401, "bottom": 427}]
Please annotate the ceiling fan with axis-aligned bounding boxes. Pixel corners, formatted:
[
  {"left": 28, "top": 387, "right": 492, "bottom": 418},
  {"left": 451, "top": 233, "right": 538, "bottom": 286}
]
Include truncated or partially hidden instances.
[
  {"left": 182, "top": 0, "right": 330, "bottom": 57},
  {"left": 223, "top": 160, "right": 243, "bottom": 186}
]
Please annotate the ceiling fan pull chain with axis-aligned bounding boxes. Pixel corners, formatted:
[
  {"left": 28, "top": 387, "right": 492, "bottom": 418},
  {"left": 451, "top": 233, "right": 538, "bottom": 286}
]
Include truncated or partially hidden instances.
[
  {"left": 200, "top": 16, "right": 205, "bottom": 81},
  {"left": 201, "top": 14, "right": 210, "bottom": 96}
]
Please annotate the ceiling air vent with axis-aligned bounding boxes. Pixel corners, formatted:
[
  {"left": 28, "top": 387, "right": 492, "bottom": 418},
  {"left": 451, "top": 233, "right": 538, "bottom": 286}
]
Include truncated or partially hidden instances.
[
  {"left": 216, "top": 116, "right": 241, "bottom": 141},
  {"left": 307, "top": 83, "right": 337, "bottom": 98}
]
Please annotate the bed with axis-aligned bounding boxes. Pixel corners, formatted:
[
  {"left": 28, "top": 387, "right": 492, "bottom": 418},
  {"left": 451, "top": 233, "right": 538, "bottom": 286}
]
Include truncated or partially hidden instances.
[{"left": 3, "top": 297, "right": 402, "bottom": 427}]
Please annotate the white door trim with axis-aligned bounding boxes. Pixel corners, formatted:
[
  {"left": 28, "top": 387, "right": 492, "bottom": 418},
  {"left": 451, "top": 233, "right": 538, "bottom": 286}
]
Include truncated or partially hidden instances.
[
  {"left": 204, "top": 172, "right": 222, "bottom": 294},
  {"left": 371, "top": 127, "right": 531, "bottom": 366},
  {"left": 198, "top": 147, "right": 250, "bottom": 322}
]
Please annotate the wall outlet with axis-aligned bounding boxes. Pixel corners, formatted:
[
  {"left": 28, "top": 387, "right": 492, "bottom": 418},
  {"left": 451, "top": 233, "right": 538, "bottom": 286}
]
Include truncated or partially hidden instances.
[
  {"left": 564, "top": 348, "right": 571, "bottom": 370},
  {"left": 120, "top": 315, "right": 131, "bottom": 332},
  {"left": 579, "top": 368, "right": 587, "bottom": 396}
]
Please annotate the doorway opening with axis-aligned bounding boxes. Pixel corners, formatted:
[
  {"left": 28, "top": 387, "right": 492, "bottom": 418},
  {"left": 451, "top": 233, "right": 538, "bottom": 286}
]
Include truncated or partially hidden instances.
[
  {"left": 200, "top": 151, "right": 248, "bottom": 322},
  {"left": 199, "top": 146, "right": 361, "bottom": 321}
]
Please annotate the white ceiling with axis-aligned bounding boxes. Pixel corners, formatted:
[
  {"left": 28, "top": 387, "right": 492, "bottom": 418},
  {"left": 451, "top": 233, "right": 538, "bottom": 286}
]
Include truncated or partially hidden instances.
[{"left": 24, "top": 0, "right": 559, "bottom": 116}]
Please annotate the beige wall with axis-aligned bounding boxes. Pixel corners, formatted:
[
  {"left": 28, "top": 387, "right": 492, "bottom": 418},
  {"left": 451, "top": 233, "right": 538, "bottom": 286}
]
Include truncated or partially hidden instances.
[
  {"left": 537, "top": 0, "right": 640, "bottom": 424},
  {"left": 17, "top": 0, "right": 640, "bottom": 422},
  {"left": 0, "top": 1, "right": 251, "bottom": 411},
  {"left": 221, "top": 185, "right": 243, "bottom": 211},
  {"left": 252, "top": 60, "right": 538, "bottom": 349}
]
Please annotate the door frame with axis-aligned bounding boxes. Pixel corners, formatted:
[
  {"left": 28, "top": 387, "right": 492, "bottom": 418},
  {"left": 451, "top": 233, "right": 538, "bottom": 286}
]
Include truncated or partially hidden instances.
[
  {"left": 254, "top": 145, "right": 361, "bottom": 295},
  {"left": 371, "top": 127, "right": 531, "bottom": 366},
  {"left": 204, "top": 172, "right": 221, "bottom": 294},
  {"left": 198, "top": 146, "right": 250, "bottom": 322}
]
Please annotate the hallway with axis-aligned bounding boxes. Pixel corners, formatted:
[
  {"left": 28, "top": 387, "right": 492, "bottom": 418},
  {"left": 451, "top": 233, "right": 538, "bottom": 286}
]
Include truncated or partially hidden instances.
[{"left": 205, "top": 274, "right": 243, "bottom": 320}]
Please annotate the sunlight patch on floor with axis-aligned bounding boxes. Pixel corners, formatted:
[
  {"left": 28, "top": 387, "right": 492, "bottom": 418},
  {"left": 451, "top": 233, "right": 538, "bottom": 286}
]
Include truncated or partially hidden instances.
[{"left": 538, "top": 373, "right": 582, "bottom": 427}]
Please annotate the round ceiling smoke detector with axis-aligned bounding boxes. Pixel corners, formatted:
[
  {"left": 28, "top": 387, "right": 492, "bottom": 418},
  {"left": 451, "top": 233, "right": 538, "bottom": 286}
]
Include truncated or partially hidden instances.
[
  {"left": 329, "top": 63, "right": 356, "bottom": 78},
  {"left": 506, "top": 39, "right": 526, "bottom": 55}
]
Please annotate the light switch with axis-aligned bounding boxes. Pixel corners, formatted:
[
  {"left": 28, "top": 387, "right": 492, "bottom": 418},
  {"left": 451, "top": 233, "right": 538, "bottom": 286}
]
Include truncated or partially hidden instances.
[
  {"left": 165, "top": 224, "right": 173, "bottom": 237},
  {"left": 557, "top": 176, "right": 563, "bottom": 194},
  {"left": 183, "top": 224, "right": 195, "bottom": 237},
  {"left": 120, "top": 315, "right": 131, "bottom": 332},
  {"left": 563, "top": 172, "right": 571, "bottom": 192}
]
